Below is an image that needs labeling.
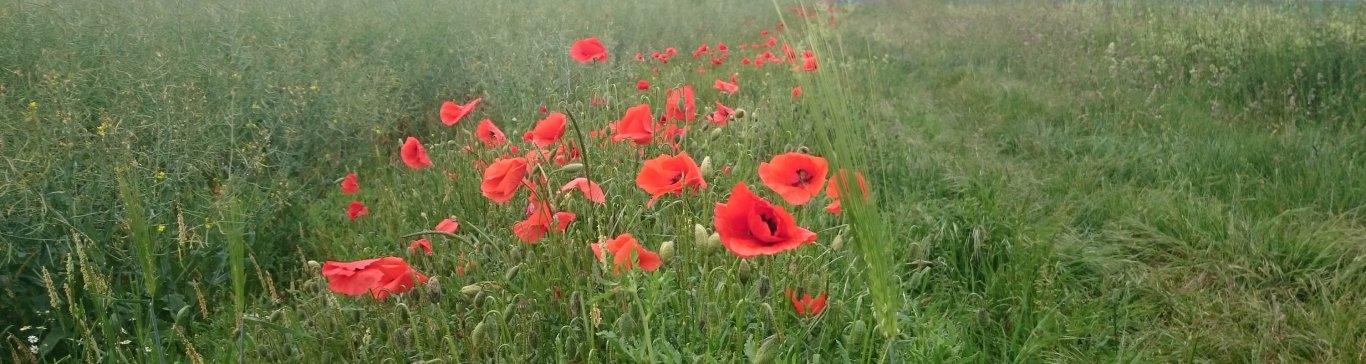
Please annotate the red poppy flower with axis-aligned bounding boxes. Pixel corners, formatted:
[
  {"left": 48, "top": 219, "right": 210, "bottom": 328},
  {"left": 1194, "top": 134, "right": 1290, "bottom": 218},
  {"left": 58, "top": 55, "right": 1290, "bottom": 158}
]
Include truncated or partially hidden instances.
[
  {"left": 741, "top": 58, "right": 751, "bottom": 65},
  {"left": 529, "top": 112, "right": 568, "bottom": 147},
  {"left": 340, "top": 172, "right": 360, "bottom": 194},
  {"left": 764, "top": 36, "right": 778, "bottom": 48},
  {"left": 708, "top": 101, "right": 735, "bottom": 126},
  {"left": 693, "top": 43, "right": 708, "bottom": 58},
  {"left": 636, "top": 79, "right": 650, "bottom": 91},
  {"left": 717, "top": 42, "right": 729, "bottom": 51},
  {"left": 754, "top": 58, "right": 766, "bottom": 67},
  {"left": 321, "top": 257, "right": 427, "bottom": 300},
  {"left": 714, "top": 79, "right": 739, "bottom": 95},
  {"left": 782, "top": 44, "right": 797, "bottom": 62},
  {"left": 664, "top": 85, "right": 696, "bottom": 122},
  {"left": 792, "top": 86, "right": 803, "bottom": 98},
  {"left": 570, "top": 37, "right": 607, "bottom": 63},
  {"left": 513, "top": 203, "right": 576, "bottom": 243},
  {"left": 550, "top": 142, "right": 580, "bottom": 166},
  {"left": 758, "top": 152, "right": 829, "bottom": 205},
  {"left": 480, "top": 157, "right": 529, "bottom": 204},
  {"left": 825, "top": 169, "right": 869, "bottom": 214},
  {"left": 712, "top": 183, "right": 817, "bottom": 258},
  {"left": 610, "top": 104, "right": 655, "bottom": 145},
  {"left": 665, "top": 47, "right": 677, "bottom": 55},
  {"left": 409, "top": 238, "right": 433, "bottom": 255},
  {"left": 347, "top": 201, "right": 369, "bottom": 220},
  {"left": 656, "top": 122, "right": 688, "bottom": 151},
  {"left": 440, "top": 98, "right": 481, "bottom": 126},
  {"left": 539, "top": 105, "right": 548, "bottom": 114},
  {"left": 476, "top": 119, "right": 507, "bottom": 148},
  {"left": 435, "top": 218, "right": 459, "bottom": 233},
  {"left": 590, "top": 233, "right": 662, "bottom": 274},
  {"left": 635, "top": 52, "right": 644, "bottom": 62},
  {"left": 800, "top": 53, "right": 818, "bottom": 72},
  {"left": 560, "top": 177, "right": 605, "bottom": 204},
  {"left": 710, "top": 58, "right": 724, "bottom": 66},
  {"left": 786, "top": 289, "right": 827, "bottom": 315},
  {"left": 636, "top": 152, "right": 706, "bottom": 206},
  {"left": 401, "top": 137, "right": 432, "bottom": 170}
]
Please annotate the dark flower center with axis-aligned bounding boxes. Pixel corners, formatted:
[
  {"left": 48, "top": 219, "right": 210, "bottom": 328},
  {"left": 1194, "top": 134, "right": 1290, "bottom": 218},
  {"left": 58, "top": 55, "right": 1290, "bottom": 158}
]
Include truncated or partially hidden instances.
[
  {"left": 794, "top": 169, "right": 813, "bottom": 186},
  {"left": 670, "top": 172, "right": 684, "bottom": 184},
  {"left": 759, "top": 212, "right": 779, "bottom": 235}
]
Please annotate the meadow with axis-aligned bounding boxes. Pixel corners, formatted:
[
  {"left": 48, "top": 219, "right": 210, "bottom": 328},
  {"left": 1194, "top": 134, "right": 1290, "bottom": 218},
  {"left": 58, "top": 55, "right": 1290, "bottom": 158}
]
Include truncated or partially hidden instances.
[{"left": 2, "top": 0, "right": 1365, "bottom": 362}]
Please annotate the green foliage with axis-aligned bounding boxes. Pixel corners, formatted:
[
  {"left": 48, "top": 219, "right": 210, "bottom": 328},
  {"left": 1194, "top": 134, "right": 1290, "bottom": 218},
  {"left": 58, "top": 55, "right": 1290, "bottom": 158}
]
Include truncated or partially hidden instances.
[{"left": 3, "top": 0, "right": 1364, "bottom": 362}]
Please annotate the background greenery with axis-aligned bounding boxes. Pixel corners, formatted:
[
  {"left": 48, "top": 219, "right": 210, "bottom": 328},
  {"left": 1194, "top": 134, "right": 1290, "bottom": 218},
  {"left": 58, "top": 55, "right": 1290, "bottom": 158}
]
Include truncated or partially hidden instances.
[{"left": 2, "top": 0, "right": 1363, "bottom": 362}]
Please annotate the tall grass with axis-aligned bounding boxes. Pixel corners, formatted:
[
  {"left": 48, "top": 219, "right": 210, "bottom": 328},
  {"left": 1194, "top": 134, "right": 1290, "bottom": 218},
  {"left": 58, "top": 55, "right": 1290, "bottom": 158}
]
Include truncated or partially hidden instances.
[{"left": 3, "top": 0, "right": 1364, "bottom": 362}]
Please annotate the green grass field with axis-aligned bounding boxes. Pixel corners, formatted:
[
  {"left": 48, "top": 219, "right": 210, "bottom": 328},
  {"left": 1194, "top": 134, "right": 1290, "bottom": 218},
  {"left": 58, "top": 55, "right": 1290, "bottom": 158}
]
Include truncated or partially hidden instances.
[{"left": 3, "top": 0, "right": 1365, "bottom": 362}]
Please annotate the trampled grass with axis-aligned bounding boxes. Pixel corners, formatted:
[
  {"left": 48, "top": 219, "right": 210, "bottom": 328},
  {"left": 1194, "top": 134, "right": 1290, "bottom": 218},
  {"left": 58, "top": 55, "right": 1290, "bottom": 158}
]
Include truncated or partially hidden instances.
[{"left": 3, "top": 0, "right": 1364, "bottom": 362}]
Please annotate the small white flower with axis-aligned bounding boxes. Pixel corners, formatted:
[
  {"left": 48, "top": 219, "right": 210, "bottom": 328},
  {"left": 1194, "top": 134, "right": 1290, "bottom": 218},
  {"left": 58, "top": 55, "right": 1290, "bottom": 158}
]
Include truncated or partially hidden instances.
[
  {"left": 29, "top": 345, "right": 38, "bottom": 354},
  {"left": 118, "top": 340, "right": 132, "bottom": 345},
  {"left": 36, "top": 326, "right": 45, "bottom": 330},
  {"left": 20, "top": 326, "right": 31, "bottom": 331},
  {"left": 144, "top": 347, "right": 152, "bottom": 353},
  {"left": 28, "top": 335, "right": 38, "bottom": 343}
]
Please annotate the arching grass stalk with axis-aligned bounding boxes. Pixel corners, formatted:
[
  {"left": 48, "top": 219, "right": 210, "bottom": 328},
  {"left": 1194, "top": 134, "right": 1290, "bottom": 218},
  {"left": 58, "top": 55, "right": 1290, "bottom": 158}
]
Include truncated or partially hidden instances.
[{"left": 115, "top": 167, "right": 166, "bottom": 364}]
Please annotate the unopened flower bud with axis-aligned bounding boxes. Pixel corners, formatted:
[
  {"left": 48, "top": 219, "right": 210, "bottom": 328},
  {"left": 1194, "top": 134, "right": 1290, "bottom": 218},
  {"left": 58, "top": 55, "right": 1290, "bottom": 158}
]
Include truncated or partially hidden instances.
[
  {"left": 658, "top": 241, "right": 676, "bottom": 260},
  {"left": 700, "top": 156, "right": 713, "bottom": 176},
  {"left": 306, "top": 260, "right": 321, "bottom": 269},
  {"left": 557, "top": 163, "right": 584, "bottom": 173},
  {"left": 693, "top": 224, "right": 709, "bottom": 246},
  {"left": 734, "top": 108, "right": 747, "bottom": 119},
  {"left": 738, "top": 259, "right": 753, "bottom": 283},
  {"left": 829, "top": 234, "right": 845, "bottom": 251},
  {"left": 461, "top": 284, "right": 482, "bottom": 297},
  {"left": 707, "top": 232, "right": 722, "bottom": 250}
]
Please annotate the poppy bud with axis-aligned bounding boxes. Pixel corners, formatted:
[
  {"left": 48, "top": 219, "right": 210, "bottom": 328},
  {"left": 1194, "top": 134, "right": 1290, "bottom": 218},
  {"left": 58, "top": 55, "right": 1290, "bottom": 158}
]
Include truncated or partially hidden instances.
[
  {"left": 846, "top": 320, "right": 867, "bottom": 347},
  {"left": 707, "top": 232, "right": 722, "bottom": 250},
  {"left": 461, "top": 284, "right": 482, "bottom": 297},
  {"left": 733, "top": 108, "right": 747, "bottom": 119},
  {"left": 830, "top": 234, "right": 845, "bottom": 251},
  {"left": 175, "top": 305, "right": 190, "bottom": 323},
  {"left": 757, "top": 275, "right": 771, "bottom": 297},
  {"left": 557, "top": 163, "right": 584, "bottom": 173},
  {"left": 693, "top": 224, "right": 709, "bottom": 246},
  {"left": 752, "top": 334, "right": 779, "bottom": 364},
  {"left": 658, "top": 240, "right": 676, "bottom": 260},
  {"left": 503, "top": 263, "right": 523, "bottom": 282},
  {"left": 569, "top": 291, "right": 582, "bottom": 317},
  {"left": 760, "top": 302, "right": 775, "bottom": 323},
  {"left": 390, "top": 327, "right": 410, "bottom": 349},
  {"left": 700, "top": 156, "right": 713, "bottom": 176},
  {"left": 306, "top": 260, "right": 321, "bottom": 269},
  {"left": 797, "top": 145, "right": 811, "bottom": 154},
  {"left": 471, "top": 320, "right": 487, "bottom": 343},
  {"left": 425, "top": 276, "right": 443, "bottom": 300},
  {"left": 709, "top": 127, "right": 724, "bottom": 139},
  {"left": 738, "top": 259, "right": 753, "bottom": 283}
]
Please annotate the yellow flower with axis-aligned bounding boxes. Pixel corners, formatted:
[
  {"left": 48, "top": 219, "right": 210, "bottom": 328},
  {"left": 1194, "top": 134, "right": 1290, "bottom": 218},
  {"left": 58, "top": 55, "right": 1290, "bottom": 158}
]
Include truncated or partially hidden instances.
[
  {"left": 155, "top": 171, "right": 167, "bottom": 180},
  {"left": 28, "top": 101, "right": 37, "bottom": 110},
  {"left": 156, "top": 224, "right": 167, "bottom": 233}
]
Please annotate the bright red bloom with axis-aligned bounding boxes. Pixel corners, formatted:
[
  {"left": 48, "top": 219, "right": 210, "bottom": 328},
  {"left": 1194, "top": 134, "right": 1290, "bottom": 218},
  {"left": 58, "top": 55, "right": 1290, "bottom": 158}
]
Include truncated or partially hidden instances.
[
  {"left": 539, "top": 105, "right": 548, "bottom": 114},
  {"left": 656, "top": 122, "right": 688, "bottom": 151},
  {"left": 693, "top": 43, "right": 708, "bottom": 58},
  {"left": 347, "top": 201, "right": 369, "bottom": 220},
  {"left": 786, "top": 289, "right": 827, "bottom": 315},
  {"left": 636, "top": 79, "right": 650, "bottom": 91},
  {"left": 480, "top": 157, "right": 529, "bottom": 204},
  {"left": 401, "top": 137, "right": 432, "bottom": 170},
  {"left": 764, "top": 36, "right": 778, "bottom": 48},
  {"left": 321, "top": 257, "right": 427, "bottom": 300},
  {"left": 409, "top": 238, "right": 432, "bottom": 255},
  {"left": 528, "top": 112, "right": 568, "bottom": 147},
  {"left": 435, "top": 218, "right": 459, "bottom": 233},
  {"left": 792, "top": 86, "right": 803, "bottom": 98},
  {"left": 476, "top": 119, "right": 507, "bottom": 148},
  {"left": 708, "top": 101, "right": 735, "bottom": 126},
  {"left": 825, "top": 169, "right": 869, "bottom": 214},
  {"left": 635, "top": 52, "right": 645, "bottom": 62},
  {"left": 611, "top": 104, "right": 655, "bottom": 145},
  {"left": 560, "top": 177, "right": 606, "bottom": 204},
  {"left": 800, "top": 53, "right": 818, "bottom": 72},
  {"left": 758, "top": 152, "right": 830, "bottom": 205},
  {"left": 741, "top": 58, "right": 751, "bottom": 65},
  {"left": 340, "top": 172, "right": 360, "bottom": 194},
  {"left": 714, "top": 79, "right": 739, "bottom": 94},
  {"left": 590, "top": 233, "right": 663, "bottom": 274},
  {"left": 636, "top": 152, "right": 706, "bottom": 206},
  {"left": 440, "top": 98, "right": 481, "bottom": 126},
  {"left": 712, "top": 183, "right": 817, "bottom": 258},
  {"left": 717, "top": 42, "right": 729, "bottom": 52},
  {"left": 513, "top": 203, "right": 576, "bottom": 243},
  {"left": 664, "top": 85, "right": 696, "bottom": 122},
  {"left": 665, "top": 47, "right": 677, "bottom": 55},
  {"left": 570, "top": 37, "right": 607, "bottom": 63}
]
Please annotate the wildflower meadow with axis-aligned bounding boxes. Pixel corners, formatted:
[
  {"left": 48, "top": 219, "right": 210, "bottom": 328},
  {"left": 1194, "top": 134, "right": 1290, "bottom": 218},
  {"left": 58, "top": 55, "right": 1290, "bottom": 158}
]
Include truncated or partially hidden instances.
[{"left": 3, "top": 0, "right": 1365, "bottom": 362}]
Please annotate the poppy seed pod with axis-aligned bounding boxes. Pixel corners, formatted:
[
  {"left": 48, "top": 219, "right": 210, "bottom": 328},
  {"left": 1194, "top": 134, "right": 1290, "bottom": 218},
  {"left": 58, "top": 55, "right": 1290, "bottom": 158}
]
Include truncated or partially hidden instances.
[
  {"left": 503, "top": 263, "right": 523, "bottom": 282},
  {"left": 659, "top": 241, "right": 676, "bottom": 260},
  {"left": 471, "top": 320, "right": 487, "bottom": 343},
  {"left": 425, "top": 276, "right": 443, "bottom": 300},
  {"left": 733, "top": 108, "right": 747, "bottom": 119}
]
